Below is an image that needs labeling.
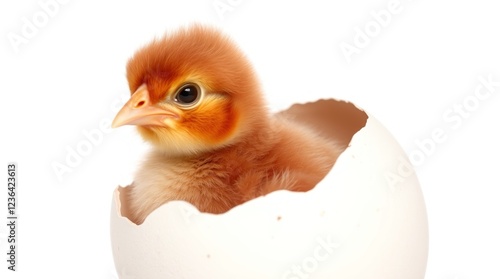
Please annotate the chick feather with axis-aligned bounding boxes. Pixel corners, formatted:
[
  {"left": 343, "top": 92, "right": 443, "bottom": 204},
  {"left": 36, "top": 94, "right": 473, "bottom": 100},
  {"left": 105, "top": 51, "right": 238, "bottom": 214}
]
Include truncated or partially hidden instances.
[{"left": 113, "top": 25, "right": 345, "bottom": 224}]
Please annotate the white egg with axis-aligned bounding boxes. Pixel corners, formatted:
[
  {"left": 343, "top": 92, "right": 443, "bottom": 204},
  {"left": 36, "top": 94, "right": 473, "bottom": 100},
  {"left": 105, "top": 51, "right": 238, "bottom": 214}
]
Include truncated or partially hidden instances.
[{"left": 110, "top": 99, "right": 428, "bottom": 279}]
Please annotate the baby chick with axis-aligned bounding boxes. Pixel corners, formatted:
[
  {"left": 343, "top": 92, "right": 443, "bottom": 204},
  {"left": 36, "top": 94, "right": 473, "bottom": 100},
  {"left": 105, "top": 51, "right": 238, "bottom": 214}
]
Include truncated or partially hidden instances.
[{"left": 112, "top": 25, "right": 345, "bottom": 224}]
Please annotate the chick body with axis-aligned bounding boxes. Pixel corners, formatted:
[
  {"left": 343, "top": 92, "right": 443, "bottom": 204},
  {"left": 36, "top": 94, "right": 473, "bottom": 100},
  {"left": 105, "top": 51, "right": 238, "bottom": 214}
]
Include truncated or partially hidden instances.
[{"left": 129, "top": 116, "right": 341, "bottom": 224}]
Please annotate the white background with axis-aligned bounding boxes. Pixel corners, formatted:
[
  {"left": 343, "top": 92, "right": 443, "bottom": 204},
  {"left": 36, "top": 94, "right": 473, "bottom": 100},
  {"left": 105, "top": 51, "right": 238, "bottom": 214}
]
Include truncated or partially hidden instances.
[{"left": 1, "top": 0, "right": 499, "bottom": 278}]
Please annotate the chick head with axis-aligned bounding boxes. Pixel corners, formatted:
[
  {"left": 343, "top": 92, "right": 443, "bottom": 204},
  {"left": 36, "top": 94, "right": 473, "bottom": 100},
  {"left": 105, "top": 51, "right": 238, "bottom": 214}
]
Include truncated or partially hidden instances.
[{"left": 112, "top": 25, "right": 266, "bottom": 156}]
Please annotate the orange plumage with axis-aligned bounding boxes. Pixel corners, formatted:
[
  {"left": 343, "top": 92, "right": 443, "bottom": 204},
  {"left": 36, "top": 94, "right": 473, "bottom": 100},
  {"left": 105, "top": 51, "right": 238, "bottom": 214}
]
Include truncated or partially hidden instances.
[{"left": 113, "top": 25, "right": 345, "bottom": 224}]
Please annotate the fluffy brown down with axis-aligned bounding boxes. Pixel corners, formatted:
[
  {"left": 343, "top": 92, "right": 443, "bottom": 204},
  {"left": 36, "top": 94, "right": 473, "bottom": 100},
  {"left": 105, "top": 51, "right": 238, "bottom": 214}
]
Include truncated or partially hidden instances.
[{"left": 121, "top": 25, "right": 344, "bottom": 224}]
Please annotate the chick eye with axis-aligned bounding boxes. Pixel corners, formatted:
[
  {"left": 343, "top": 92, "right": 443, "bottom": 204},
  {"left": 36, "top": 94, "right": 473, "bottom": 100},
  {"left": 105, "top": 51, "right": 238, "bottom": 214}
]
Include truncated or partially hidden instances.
[{"left": 174, "top": 83, "right": 201, "bottom": 107}]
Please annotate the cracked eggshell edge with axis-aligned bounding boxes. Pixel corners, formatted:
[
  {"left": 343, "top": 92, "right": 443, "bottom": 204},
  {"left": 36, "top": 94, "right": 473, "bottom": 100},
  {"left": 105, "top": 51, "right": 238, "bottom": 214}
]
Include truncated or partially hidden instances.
[{"left": 110, "top": 100, "right": 428, "bottom": 279}]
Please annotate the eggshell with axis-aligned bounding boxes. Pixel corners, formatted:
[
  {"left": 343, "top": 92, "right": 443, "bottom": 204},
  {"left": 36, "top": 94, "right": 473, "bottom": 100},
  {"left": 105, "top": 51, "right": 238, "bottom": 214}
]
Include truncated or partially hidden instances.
[{"left": 110, "top": 99, "right": 428, "bottom": 279}]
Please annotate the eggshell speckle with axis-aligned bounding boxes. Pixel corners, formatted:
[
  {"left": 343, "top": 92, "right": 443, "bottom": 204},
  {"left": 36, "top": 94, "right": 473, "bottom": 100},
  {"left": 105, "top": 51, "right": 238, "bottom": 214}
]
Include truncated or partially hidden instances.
[{"left": 110, "top": 99, "right": 428, "bottom": 279}]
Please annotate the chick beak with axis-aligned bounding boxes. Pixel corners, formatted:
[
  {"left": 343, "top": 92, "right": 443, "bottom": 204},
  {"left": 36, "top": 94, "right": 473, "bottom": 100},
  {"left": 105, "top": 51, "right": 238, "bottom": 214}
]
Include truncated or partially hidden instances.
[{"left": 112, "top": 84, "right": 178, "bottom": 128}]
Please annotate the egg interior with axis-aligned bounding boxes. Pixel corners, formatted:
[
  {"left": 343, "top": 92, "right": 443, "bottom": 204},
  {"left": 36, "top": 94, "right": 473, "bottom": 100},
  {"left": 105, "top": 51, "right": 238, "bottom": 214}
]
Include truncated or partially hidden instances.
[{"left": 110, "top": 99, "right": 428, "bottom": 279}]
